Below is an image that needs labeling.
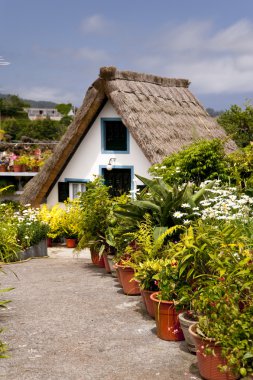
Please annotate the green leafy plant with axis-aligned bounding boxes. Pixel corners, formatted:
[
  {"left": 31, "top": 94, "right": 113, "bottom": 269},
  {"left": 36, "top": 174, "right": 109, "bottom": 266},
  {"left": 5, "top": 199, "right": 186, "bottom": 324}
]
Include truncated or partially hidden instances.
[
  {"left": 149, "top": 139, "right": 229, "bottom": 185},
  {"left": 38, "top": 203, "right": 65, "bottom": 240},
  {"left": 133, "top": 258, "right": 166, "bottom": 291},
  {"left": 60, "top": 199, "right": 83, "bottom": 239},
  {"left": 77, "top": 177, "right": 113, "bottom": 252},
  {"left": 217, "top": 103, "right": 253, "bottom": 148},
  {"left": 0, "top": 266, "right": 14, "bottom": 358},
  {"left": 192, "top": 271, "right": 253, "bottom": 377},
  {"left": 115, "top": 175, "right": 215, "bottom": 232}
]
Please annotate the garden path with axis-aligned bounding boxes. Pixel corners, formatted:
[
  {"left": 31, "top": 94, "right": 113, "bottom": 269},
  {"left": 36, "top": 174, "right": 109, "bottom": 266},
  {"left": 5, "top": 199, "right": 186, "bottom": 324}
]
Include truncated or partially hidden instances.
[{"left": 0, "top": 247, "right": 201, "bottom": 380}]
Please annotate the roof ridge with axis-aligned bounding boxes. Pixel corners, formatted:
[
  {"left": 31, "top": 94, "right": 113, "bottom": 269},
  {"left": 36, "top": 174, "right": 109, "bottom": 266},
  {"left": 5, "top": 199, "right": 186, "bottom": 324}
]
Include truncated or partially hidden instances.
[{"left": 99, "top": 66, "right": 190, "bottom": 88}]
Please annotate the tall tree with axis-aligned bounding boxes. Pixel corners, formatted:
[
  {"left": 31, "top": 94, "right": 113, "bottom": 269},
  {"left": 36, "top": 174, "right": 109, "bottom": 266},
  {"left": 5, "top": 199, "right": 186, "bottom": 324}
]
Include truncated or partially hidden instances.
[
  {"left": 217, "top": 103, "right": 253, "bottom": 147},
  {"left": 0, "top": 95, "right": 29, "bottom": 119}
]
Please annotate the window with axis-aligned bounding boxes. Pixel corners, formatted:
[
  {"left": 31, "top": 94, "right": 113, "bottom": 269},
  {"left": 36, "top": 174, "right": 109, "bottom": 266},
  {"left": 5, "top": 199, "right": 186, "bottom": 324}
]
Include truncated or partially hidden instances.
[
  {"left": 58, "top": 181, "right": 87, "bottom": 202},
  {"left": 71, "top": 183, "right": 86, "bottom": 199},
  {"left": 102, "top": 168, "right": 132, "bottom": 197},
  {"left": 58, "top": 182, "right": 69, "bottom": 202},
  {"left": 101, "top": 119, "right": 129, "bottom": 153}
]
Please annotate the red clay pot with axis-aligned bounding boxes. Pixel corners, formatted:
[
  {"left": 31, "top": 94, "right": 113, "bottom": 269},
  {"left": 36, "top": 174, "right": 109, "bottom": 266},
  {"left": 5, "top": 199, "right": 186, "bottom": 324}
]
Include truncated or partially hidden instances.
[
  {"left": 102, "top": 252, "right": 111, "bottom": 273},
  {"left": 13, "top": 164, "right": 23, "bottom": 172},
  {"left": 47, "top": 237, "right": 53, "bottom": 247},
  {"left": 189, "top": 324, "right": 239, "bottom": 380},
  {"left": 140, "top": 289, "right": 156, "bottom": 318},
  {"left": 150, "top": 292, "right": 184, "bottom": 341},
  {"left": 66, "top": 238, "right": 77, "bottom": 248},
  {"left": 90, "top": 250, "right": 105, "bottom": 267},
  {"left": 0, "top": 164, "right": 7, "bottom": 172},
  {"left": 117, "top": 265, "right": 140, "bottom": 295}
]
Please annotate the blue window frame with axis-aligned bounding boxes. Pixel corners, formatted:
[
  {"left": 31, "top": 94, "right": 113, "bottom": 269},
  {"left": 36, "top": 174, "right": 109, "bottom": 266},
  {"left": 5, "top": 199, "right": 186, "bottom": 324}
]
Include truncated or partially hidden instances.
[
  {"left": 101, "top": 118, "right": 129, "bottom": 154},
  {"left": 99, "top": 165, "right": 134, "bottom": 197},
  {"left": 58, "top": 178, "right": 90, "bottom": 201}
]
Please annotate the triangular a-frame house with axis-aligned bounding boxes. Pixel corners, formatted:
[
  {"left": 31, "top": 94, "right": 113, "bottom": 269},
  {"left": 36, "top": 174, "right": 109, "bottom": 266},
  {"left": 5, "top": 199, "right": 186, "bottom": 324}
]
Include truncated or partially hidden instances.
[{"left": 21, "top": 66, "right": 235, "bottom": 206}]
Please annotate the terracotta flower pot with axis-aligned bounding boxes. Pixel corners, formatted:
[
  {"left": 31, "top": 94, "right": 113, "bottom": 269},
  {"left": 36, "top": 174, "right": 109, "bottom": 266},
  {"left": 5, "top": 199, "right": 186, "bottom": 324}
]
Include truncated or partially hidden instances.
[
  {"left": 90, "top": 250, "right": 105, "bottom": 267},
  {"left": 0, "top": 164, "right": 7, "bottom": 172},
  {"left": 117, "top": 265, "right": 140, "bottom": 295},
  {"left": 150, "top": 292, "right": 184, "bottom": 341},
  {"left": 179, "top": 312, "right": 197, "bottom": 353},
  {"left": 140, "top": 289, "right": 156, "bottom": 318},
  {"left": 66, "top": 238, "right": 77, "bottom": 248},
  {"left": 103, "top": 252, "right": 111, "bottom": 273},
  {"left": 189, "top": 324, "right": 239, "bottom": 380},
  {"left": 13, "top": 164, "right": 23, "bottom": 172}
]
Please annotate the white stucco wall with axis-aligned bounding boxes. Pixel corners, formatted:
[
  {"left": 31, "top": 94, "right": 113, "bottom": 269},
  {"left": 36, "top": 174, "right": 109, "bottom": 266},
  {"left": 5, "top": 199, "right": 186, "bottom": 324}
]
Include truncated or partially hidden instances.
[{"left": 47, "top": 101, "right": 152, "bottom": 206}]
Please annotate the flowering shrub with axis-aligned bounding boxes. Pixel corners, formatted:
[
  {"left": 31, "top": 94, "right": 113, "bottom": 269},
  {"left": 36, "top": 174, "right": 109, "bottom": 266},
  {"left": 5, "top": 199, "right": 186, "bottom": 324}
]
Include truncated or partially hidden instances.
[
  {"left": 172, "top": 180, "right": 253, "bottom": 225},
  {"left": 0, "top": 203, "right": 49, "bottom": 262},
  {"left": 13, "top": 205, "right": 49, "bottom": 250},
  {"left": 38, "top": 203, "right": 65, "bottom": 239},
  {"left": 61, "top": 199, "right": 83, "bottom": 239}
]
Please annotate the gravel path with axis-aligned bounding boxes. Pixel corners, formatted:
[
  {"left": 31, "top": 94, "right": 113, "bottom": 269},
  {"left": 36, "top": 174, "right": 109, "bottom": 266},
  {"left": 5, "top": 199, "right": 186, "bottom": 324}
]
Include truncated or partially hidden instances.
[{"left": 0, "top": 247, "right": 201, "bottom": 380}]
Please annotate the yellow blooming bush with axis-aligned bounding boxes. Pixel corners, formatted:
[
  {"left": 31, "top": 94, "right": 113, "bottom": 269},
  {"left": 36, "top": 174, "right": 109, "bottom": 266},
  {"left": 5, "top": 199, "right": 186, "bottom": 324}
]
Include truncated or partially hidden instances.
[
  {"left": 39, "top": 200, "right": 83, "bottom": 240},
  {"left": 61, "top": 199, "right": 83, "bottom": 239},
  {"left": 38, "top": 204, "right": 65, "bottom": 239}
]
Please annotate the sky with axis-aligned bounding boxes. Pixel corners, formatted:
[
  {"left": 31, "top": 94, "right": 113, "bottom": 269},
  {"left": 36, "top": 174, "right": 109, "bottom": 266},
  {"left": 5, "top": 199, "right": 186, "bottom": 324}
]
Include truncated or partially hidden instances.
[{"left": 1, "top": 0, "right": 253, "bottom": 110}]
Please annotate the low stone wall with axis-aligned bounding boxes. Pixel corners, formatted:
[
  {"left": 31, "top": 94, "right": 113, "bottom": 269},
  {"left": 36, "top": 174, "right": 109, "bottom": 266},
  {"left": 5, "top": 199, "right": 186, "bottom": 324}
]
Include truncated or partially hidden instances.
[{"left": 19, "top": 239, "right": 48, "bottom": 260}]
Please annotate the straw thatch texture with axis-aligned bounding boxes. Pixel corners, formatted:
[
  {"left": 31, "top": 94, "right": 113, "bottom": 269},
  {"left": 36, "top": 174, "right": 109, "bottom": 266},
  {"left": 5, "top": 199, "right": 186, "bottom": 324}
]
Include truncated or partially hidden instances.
[{"left": 20, "top": 66, "right": 236, "bottom": 206}]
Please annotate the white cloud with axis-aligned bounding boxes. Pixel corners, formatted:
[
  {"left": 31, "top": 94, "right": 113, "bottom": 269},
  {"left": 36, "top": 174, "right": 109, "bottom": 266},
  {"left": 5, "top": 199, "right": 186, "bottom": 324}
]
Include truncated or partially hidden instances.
[
  {"left": 80, "top": 14, "right": 109, "bottom": 34},
  {"left": 75, "top": 47, "right": 109, "bottom": 62},
  {"left": 17, "top": 86, "right": 77, "bottom": 104},
  {"left": 210, "top": 19, "right": 253, "bottom": 53},
  {"left": 136, "top": 19, "right": 253, "bottom": 95},
  {"left": 157, "top": 20, "right": 212, "bottom": 52},
  {"left": 0, "top": 55, "right": 10, "bottom": 65}
]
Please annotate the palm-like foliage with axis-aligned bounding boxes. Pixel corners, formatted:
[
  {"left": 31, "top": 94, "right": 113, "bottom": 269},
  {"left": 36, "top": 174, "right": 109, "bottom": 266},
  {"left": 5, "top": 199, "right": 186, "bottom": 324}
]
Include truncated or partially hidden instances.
[{"left": 115, "top": 175, "right": 214, "bottom": 231}]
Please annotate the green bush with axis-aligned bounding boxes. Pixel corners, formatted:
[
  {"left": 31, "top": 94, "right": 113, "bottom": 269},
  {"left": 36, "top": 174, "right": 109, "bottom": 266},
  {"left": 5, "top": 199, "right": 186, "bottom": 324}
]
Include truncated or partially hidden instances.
[
  {"left": 78, "top": 177, "right": 112, "bottom": 251},
  {"left": 150, "top": 139, "right": 229, "bottom": 185},
  {"left": 217, "top": 103, "right": 253, "bottom": 147}
]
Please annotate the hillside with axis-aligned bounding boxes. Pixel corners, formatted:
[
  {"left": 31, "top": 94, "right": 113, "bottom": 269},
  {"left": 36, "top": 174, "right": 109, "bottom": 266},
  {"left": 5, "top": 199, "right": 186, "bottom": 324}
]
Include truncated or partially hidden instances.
[{"left": 0, "top": 93, "right": 58, "bottom": 108}]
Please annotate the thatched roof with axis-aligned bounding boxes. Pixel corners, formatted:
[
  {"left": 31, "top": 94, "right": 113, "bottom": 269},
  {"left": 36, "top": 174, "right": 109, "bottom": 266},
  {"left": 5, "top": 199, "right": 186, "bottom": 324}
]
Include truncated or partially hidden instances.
[{"left": 20, "top": 66, "right": 236, "bottom": 206}]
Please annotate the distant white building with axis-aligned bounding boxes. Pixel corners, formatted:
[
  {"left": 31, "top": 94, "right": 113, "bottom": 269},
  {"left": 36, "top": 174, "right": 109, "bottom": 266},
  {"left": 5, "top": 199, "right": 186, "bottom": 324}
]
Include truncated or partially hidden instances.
[{"left": 26, "top": 108, "right": 62, "bottom": 121}]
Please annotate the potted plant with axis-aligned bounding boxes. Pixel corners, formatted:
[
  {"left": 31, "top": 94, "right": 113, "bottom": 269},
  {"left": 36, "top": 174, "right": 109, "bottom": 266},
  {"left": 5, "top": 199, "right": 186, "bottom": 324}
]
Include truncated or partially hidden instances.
[
  {"left": 0, "top": 157, "right": 8, "bottom": 172},
  {"left": 114, "top": 215, "right": 165, "bottom": 296},
  {"left": 133, "top": 259, "right": 164, "bottom": 317},
  {"left": 38, "top": 203, "right": 66, "bottom": 245},
  {"left": 189, "top": 261, "right": 253, "bottom": 380},
  {"left": 77, "top": 177, "right": 113, "bottom": 267},
  {"left": 13, "top": 154, "right": 30, "bottom": 172},
  {"left": 61, "top": 199, "right": 83, "bottom": 248},
  {"left": 150, "top": 257, "right": 189, "bottom": 341}
]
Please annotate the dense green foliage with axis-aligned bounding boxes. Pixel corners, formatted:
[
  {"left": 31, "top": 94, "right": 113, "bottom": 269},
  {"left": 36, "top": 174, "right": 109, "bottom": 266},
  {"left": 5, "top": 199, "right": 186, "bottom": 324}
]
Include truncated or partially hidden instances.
[
  {"left": 150, "top": 139, "right": 228, "bottom": 185},
  {"left": 55, "top": 103, "right": 72, "bottom": 116},
  {"left": 0, "top": 95, "right": 72, "bottom": 141},
  {"left": 218, "top": 103, "right": 253, "bottom": 147},
  {"left": 0, "top": 202, "right": 49, "bottom": 262},
  {"left": 0, "top": 95, "right": 29, "bottom": 119},
  {"left": 2, "top": 118, "right": 67, "bottom": 141},
  {"left": 78, "top": 177, "right": 113, "bottom": 251}
]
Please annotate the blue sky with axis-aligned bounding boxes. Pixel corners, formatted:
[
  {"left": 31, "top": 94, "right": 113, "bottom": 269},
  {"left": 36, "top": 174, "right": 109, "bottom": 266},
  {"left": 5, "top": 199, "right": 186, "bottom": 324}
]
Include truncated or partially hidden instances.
[{"left": 1, "top": 0, "right": 253, "bottom": 110}]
